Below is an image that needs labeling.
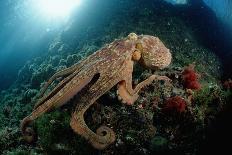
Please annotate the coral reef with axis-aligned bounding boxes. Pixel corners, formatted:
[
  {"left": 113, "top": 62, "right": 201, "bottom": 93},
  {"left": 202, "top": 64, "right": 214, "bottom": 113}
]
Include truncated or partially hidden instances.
[{"left": 0, "top": 0, "right": 230, "bottom": 154}]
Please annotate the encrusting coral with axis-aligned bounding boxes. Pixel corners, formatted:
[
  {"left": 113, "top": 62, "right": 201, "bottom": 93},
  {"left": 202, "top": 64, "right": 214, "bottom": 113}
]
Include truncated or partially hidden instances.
[{"left": 21, "top": 33, "right": 172, "bottom": 150}]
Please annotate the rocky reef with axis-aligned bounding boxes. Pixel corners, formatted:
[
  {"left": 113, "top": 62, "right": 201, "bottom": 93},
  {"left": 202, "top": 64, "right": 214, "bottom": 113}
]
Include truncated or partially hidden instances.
[{"left": 0, "top": 0, "right": 231, "bottom": 154}]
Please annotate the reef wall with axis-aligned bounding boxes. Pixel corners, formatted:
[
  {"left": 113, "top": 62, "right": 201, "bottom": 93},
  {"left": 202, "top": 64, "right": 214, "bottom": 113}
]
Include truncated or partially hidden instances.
[
  {"left": 165, "top": 0, "right": 232, "bottom": 28},
  {"left": 203, "top": 0, "right": 232, "bottom": 27},
  {"left": 164, "top": 0, "right": 232, "bottom": 77}
]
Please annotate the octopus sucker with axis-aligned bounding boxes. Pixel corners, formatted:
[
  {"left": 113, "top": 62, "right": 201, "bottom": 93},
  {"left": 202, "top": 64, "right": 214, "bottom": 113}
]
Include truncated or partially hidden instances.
[{"left": 21, "top": 33, "right": 172, "bottom": 150}]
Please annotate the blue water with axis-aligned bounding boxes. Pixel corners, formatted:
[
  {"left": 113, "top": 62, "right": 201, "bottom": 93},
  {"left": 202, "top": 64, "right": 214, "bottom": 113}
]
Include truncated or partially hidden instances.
[{"left": 0, "top": 0, "right": 121, "bottom": 89}]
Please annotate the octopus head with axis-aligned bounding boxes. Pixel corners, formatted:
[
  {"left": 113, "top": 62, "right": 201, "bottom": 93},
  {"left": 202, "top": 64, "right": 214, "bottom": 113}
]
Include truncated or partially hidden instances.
[{"left": 132, "top": 34, "right": 172, "bottom": 70}]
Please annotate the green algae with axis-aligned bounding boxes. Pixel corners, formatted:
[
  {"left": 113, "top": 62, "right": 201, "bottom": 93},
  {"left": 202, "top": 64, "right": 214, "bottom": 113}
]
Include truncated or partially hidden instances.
[{"left": 35, "top": 110, "right": 95, "bottom": 154}]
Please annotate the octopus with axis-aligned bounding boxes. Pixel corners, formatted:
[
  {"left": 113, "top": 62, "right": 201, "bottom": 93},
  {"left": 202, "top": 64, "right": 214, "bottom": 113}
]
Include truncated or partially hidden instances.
[{"left": 21, "top": 33, "right": 172, "bottom": 150}]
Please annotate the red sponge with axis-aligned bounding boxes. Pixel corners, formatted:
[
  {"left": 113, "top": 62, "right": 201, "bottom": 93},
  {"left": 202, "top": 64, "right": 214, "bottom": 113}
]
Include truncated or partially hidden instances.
[
  {"left": 163, "top": 96, "right": 187, "bottom": 113},
  {"left": 182, "top": 64, "right": 201, "bottom": 90}
]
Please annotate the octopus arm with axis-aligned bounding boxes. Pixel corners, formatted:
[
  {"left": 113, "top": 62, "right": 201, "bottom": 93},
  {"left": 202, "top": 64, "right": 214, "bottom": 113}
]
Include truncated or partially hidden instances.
[
  {"left": 37, "top": 59, "right": 88, "bottom": 98},
  {"left": 34, "top": 59, "right": 94, "bottom": 109},
  {"left": 34, "top": 72, "right": 76, "bottom": 109},
  {"left": 118, "top": 75, "right": 172, "bottom": 105},
  {"left": 21, "top": 69, "right": 97, "bottom": 142},
  {"left": 70, "top": 72, "right": 121, "bottom": 150}
]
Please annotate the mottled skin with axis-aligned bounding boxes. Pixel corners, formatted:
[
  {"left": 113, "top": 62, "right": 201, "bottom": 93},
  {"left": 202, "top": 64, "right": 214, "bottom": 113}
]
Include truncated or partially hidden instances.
[{"left": 21, "top": 33, "right": 172, "bottom": 149}]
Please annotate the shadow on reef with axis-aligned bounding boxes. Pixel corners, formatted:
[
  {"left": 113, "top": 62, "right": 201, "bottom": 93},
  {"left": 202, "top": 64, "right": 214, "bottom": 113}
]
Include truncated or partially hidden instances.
[
  {"left": 174, "top": 0, "right": 232, "bottom": 79},
  {"left": 197, "top": 96, "right": 232, "bottom": 154}
]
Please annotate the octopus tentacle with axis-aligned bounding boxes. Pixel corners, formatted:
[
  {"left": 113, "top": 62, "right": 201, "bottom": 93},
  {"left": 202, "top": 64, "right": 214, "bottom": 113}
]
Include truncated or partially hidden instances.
[
  {"left": 70, "top": 111, "right": 115, "bottom": 150},
  {"left": 70, "top": 76, "right": 117, "bottom": 150},
  {"left": 117, "top": 80, "right": 139, "bottom": 105},
  {"left": 34, "top": 60, "right": 93, "bottom": 109},
  {"left": 34, "top": 72, "right": 76, "bottom": 109},
  {"left": 21, "top": 73, "right": 96, "bottom": 142},
  {"left": 117, "top": 75, "right": 171, "bottom": 105},
  {"left": 134, "top": 75, "right": 171, "bottom": 93},
  {"left": 21, "top": 116, "right": 36, "bottom": 143},
  {"left": 38, "top": 61, "right": 88, "bottom": 98}
]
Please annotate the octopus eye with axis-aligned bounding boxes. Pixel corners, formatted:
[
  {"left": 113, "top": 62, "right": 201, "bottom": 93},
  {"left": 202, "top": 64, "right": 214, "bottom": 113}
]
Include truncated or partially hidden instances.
[{"left": 135, "top": 43, "right": 143, "bottom": 52}]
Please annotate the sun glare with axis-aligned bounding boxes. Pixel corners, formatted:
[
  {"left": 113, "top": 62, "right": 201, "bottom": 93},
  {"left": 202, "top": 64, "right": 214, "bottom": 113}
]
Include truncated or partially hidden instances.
[{"left": 35, "top": 0, "right": 81, "bottom": 19}]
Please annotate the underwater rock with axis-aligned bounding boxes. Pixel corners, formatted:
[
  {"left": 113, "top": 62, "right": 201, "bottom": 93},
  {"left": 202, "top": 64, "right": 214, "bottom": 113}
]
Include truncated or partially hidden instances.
[
  {"left": 17, "top": 62, "right": 34, "bottom": 84},
  {"left": 66, "top": 54, "right": 82, "bottom": 67},
  {"left": 50, "top": 55, "right": 62, "bottom": 66},
  {"left": 48, "top": 41, "right": 63, "bottom": 53},
  {"left": 31, "top": 64, "right": 56, "bottom": 88},
  {"left": 22, "top": 89, "right": 38, "bottom": 103},
  {"left": 58, "top": 59, "right": 67, "bottom": 66},
  {"left": 0, "top": 127, "right": 20, "bottom": 153}
]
